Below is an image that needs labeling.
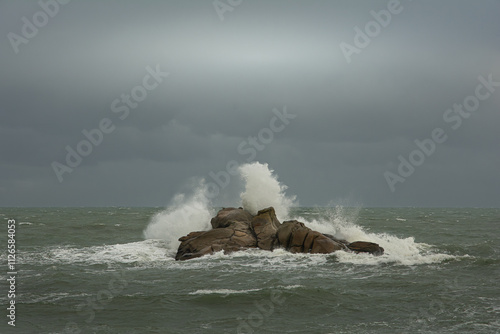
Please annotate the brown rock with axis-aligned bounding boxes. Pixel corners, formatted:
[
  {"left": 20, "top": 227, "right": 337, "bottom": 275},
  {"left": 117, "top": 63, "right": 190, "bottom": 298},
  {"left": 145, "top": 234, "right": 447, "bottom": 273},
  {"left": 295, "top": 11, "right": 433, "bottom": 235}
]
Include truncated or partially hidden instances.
[
  {"left": 175, "top": 218, "right": 257, "bottom": 261},
  {"left": 289, "top": 226, "right": 310, "bottom": 253},
  {"left": 310, "top": 235, "right": 344, "bottom": 254},
  {"left": 210, "top": 207, "right": 254, "bottom": 229},
  {"left": 323, "top": 234, "right": 350, "bottom": 247},
  {"left": 175, "top": 206, "right": 384, "bottom": 260},
  {"left": 178, "top": 231, "right": 205, "bottom": 242},
  {"left": 231, "top": 230, "right": 257, "bottom": 248},
  {"left": 277, "top": 220, "right": 345, "bottom": 254},
  {"left": 251, "top": 207, "right": 281, "bottom": 250},
  {"left": 347, "top": 241, "right": 384, "bottom": 256},
  {"left": 276, "top": 221, "right": 299, "bottom": 247},
  {"left": 303, "top": 230, "right": 320, "bottom": 252}
]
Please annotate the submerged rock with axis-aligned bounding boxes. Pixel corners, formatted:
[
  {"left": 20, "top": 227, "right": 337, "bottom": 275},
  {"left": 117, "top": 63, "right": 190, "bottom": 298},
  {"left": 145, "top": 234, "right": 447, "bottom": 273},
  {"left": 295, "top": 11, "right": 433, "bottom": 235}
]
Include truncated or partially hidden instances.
[{"left": 175, "top": 206, "right": 384, "bottom": 260}]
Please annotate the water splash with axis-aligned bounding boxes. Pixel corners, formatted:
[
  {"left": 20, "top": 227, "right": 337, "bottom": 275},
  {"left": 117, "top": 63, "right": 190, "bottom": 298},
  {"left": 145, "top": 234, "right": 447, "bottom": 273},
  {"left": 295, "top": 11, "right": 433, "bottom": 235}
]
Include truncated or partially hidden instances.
[
  {"left": 142, "top": 163, "right": 457, "bottom": 265},
  {"left": 295, "top": 205, "right": 457, "bottom": 265},
  {"left": 239, "top": 162, "right": 297, "bottom": 220},
  {"left": 143, "top": 162, "right": 297, "bottom": 250},
  {"left": 143, "top": 178, "right": 213, "bottom": 251}
]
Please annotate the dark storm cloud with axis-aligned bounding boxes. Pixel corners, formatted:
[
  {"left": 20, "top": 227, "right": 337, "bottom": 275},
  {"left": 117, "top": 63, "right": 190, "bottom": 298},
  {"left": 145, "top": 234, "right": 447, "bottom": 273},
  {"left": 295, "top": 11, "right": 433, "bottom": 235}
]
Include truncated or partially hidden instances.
[{"left": 1, "top": 0, "right": 499, "bottom": 207}]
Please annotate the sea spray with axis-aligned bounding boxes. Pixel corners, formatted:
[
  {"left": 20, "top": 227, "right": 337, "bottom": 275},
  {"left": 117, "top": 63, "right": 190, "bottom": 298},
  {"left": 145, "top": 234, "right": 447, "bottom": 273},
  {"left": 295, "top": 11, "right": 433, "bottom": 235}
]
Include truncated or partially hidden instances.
[
  {"left": 295, "top": 205, "right": 454, "bottom": 265},
  {"left": 143, "top": 162, "right": 297, "bottom": 250},
  {"left": 297, "top": 204, "right": 363, "bottom": 240},
  {"left": 143, "top": 179, "right": 213, "bottom": 252},
  {"left": 238, "top": 162, "right": 297, "bottom": 220},
  {"left": 143, "top": 162, "right": 452, "bottom": 265}
]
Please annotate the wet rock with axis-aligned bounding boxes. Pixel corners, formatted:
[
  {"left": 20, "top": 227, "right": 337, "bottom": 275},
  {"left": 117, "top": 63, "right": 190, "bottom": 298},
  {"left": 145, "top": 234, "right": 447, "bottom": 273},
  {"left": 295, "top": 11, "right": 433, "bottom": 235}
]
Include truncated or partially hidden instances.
[
  {"left": 175, "top": 208, "right": 257, "bottom": 261},
  {"left": 323, "top": 234, "right": 350, "bottom": 247},
  {"left": 210, "top": 207, "right": 253, "bottom": 229},
  {"left": 175, "top": 206, "right": 383, "bottom": 260},
  {"left": 277, "top": 220, "right": 345, "bottom": 254},
  {"left": 251, "top": 207, "right": 281, "bottom": 250},
  {"left": 347, "top": 241, "right": 384, "bottom": 256}
]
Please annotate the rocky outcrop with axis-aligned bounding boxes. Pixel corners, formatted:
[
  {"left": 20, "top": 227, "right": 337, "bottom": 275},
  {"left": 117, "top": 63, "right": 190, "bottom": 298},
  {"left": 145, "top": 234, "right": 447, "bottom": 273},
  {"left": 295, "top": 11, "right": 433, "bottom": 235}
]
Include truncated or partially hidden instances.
[
  {"left": 175, "top": 206, "right": 384, "bottom": 260},
  {"left": 210, "top": 207, "right": 253, "bottom": 229},
  {"left": 276, "top": 220, "right": 347, "bottom": 254},
  {"left": 347, "top": 241, "right": 385, "bottom": 256},
  {"left": 175, "top": 207, "right": 257, "bottom": 261},
  {"left": 251, "top": 207, "right": 281, "bottom": 250}
]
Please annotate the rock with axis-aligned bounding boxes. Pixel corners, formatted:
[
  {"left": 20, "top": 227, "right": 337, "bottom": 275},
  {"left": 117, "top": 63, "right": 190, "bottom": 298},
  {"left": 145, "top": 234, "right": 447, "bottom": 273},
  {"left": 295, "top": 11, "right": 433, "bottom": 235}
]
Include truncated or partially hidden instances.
[
  {"left": 175, "top": 227, "right": 257, "bottom": 260},
  {"left": 288, "top": 224, "right": 310, "bottom": 253},
  {"left": 277, "top": 220, "right": 345, "bottom": 253},
  {"left": 310, "top": 234, "right": 345, "bottom": 254},
  {"left": 178, "top": 231, "right": 205, "bottom": 242},
  {"left": 176, "top": 208, "right": 258, "bottom": 261},
  {"left": 276, "top": 220, "right": 300, "bottom": 247},
  {"left": 210, "top": 207, "right": 253, "bottom": 229},
  {"left": 251, "top": 207, "right": 281, "bottom": 250},
  {"left": 347, "top": 241, "right": 384, "bottom": 256},
  {"left": 175, "top": 206, "right": 384, "bottom": 260},
  {"left": 323, "top": 234, "right": 350, "bottom": 247}
]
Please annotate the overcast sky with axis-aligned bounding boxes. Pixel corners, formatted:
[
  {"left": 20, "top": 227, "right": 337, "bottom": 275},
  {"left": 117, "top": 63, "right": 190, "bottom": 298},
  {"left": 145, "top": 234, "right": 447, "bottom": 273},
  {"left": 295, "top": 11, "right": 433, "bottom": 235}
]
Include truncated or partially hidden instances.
[{"left": 1, "top": 0, "right": 499, "bottom": 207}]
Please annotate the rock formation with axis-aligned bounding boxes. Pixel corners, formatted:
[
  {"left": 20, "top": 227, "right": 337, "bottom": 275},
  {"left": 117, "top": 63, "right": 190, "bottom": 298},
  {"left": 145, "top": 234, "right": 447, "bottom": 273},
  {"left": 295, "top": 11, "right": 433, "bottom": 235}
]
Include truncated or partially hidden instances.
[{"left": 175, "top": 206, "right": 384, "bottom": 261}]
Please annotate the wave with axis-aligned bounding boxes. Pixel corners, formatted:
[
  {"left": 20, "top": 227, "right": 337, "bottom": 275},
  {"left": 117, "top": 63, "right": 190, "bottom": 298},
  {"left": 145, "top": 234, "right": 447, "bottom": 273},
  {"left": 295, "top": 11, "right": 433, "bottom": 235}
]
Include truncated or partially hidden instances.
[
  {"left": 293, "top": 205, "right": 459, "bottom": 265},
  {"left": 138, "top": 161, "right": 461, "bottom": 266},
  {"left": 189, "top": 285, "right": 303, "bottom": 296},
  {"left": 238, "top": 162, "right": 297, "bottom": 219},
  {"left": 17, "top": 240, "right": 174, "bottom": 267},
  {"left": 142, "top": 162, "right": 296, "bottom": 251},
  {"left": 142, "top": 179, "right": 214, "bottom": 251},
  {"left": 189, "top": 288, "right": 263, "bottom": 296},
  {"left": 14, "top": 239, "right": 463, "bottom": 271}
]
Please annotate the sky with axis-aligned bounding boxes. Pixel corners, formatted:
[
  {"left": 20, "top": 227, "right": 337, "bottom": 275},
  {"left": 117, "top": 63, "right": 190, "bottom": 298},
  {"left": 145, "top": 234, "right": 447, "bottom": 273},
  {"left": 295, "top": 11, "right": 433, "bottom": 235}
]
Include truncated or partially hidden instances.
[{"left": 1, "top": 0, "right": 499, "bottom": 208}]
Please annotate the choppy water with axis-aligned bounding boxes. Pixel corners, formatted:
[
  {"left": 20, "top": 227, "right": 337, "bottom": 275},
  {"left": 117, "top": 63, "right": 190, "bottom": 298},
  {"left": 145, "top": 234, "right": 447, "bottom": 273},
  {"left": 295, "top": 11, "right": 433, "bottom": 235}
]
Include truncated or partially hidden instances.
[{"left": 1, "top": 207, "right": 499, "bottom": 334}]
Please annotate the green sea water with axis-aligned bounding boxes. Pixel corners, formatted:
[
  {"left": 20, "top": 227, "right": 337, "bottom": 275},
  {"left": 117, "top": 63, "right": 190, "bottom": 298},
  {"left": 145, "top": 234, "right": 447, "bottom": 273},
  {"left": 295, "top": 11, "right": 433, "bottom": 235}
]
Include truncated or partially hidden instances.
[{"left": 1, "top": 207, "right": 499, "bottom": 334}]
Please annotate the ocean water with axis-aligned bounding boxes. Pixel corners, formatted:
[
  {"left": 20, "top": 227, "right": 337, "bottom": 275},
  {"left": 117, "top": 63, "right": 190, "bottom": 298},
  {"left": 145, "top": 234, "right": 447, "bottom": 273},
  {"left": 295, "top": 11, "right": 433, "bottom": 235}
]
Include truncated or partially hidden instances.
[
  {"left": 1, "top": 206, "right": 499, "bottom": 334},
  {"left": 1, "top": 163, "right": 499, "bottom": 333}
]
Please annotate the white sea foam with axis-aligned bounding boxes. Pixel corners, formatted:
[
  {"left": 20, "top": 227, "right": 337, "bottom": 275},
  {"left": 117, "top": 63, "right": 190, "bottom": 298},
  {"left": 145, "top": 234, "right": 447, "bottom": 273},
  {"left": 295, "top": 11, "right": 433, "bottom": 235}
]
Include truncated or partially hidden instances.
[
  {"left": 21, "top": 292, "right": 86, "bottom": 304},
  {"left": 139, "top": 162, "right": 456, "bottom": 266},
  {"left": 24, "top": 240, "right": 174, "bottom": 267},
  {"left": 295, "top": 206, "right": 457, "bottom": 265},
  {"left": 189, "top": 285, "right": 303, "bottom": 296},
  {"left": 142, "top": 162, "right": 297, "bottom": 250},
  {"left": 189, "top": 288, "right": 262, "bottom": 296}
]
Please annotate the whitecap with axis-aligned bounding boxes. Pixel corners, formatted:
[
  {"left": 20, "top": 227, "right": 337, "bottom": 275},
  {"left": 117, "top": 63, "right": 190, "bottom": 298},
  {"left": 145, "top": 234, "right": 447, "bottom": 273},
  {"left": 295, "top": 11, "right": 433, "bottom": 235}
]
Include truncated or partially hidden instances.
[
  {"left": 189, "top": 288, "right": 262, "bottom": 296},
  {"left": 21, "top": 240, "right": 174, "bottom": 267}
]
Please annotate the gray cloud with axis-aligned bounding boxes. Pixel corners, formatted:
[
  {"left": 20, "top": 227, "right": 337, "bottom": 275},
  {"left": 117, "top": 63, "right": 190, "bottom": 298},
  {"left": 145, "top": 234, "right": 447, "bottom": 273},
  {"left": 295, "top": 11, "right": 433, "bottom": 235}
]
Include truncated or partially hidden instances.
[{"left": 1, "top": 0, "right": 499, "bottom": 207}]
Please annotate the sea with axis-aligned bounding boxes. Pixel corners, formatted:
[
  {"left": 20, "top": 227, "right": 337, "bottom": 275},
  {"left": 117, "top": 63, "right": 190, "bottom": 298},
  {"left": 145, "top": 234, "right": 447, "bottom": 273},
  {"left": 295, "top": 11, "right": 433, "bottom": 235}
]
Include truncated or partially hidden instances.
[
  {"left": 1, "top": 206, "right": 499, "bottom": 334},
  {"left": 1, "top": 163, "right": 499, "bottom": 334}
]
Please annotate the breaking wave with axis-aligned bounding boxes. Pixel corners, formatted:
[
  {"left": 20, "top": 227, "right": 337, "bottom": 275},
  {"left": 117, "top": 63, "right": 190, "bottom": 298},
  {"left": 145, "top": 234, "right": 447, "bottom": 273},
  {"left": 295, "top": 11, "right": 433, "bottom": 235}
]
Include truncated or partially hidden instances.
[{"left": 141, "top": 162, "right": 459, "bottom": 266}]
